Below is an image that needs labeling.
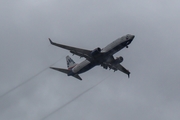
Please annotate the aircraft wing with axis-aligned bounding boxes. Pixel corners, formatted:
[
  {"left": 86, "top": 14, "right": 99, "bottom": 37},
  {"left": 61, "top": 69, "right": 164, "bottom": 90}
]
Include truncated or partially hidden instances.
[
  {"left": 101, "top": 62, "right": 130, "bottom": 78},
  {"left": 115, "top": 64, "right": 130, "bottom": 78},
  {"left": 49, "top": 38, "right": 92, "bottom": 60}
]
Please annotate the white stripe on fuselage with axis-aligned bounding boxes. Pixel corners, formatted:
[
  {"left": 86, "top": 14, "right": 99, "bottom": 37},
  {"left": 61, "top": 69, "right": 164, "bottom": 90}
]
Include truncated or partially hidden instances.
[
  {"left": 72, "top": 60, "right": 91, "bottom": 73},
  {"left": 101, "top": 36, "right": 126, "bottom": 55}
]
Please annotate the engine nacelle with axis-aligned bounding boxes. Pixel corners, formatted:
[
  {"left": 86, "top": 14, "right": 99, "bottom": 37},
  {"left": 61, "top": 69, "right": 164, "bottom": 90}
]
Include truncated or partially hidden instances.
[
  {"left": 91, "top": 47, "right": 101, "bottom": 57},
  {"left": 113, "top": 56, "right": 123, "bottom": 64}
]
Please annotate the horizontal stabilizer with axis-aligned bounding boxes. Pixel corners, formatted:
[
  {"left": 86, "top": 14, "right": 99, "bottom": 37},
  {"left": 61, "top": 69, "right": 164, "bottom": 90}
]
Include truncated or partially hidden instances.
[
  {"left": 73, "top": 74, "right": 82, "bottom": 80},
  {"left": 50, "top": 67, "right": 82, "bottom": 80},
  {"left": 50, "top": 67, "right": 69, "bottom": 74}
]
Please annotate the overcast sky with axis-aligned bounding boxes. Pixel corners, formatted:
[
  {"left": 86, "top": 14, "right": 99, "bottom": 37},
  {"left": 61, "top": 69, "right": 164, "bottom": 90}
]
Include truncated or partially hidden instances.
[{"left": 0, "top": 0, "right": 180, "bottom": 120}]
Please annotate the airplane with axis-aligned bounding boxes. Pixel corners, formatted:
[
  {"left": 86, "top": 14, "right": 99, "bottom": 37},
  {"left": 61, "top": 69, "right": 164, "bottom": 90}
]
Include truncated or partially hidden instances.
[{"left": 49, "top": 34, "right": 135, "bottom": 80}]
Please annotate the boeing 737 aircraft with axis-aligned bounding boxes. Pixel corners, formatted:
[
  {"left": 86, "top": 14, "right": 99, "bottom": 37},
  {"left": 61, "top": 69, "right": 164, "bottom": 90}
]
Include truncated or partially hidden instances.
[{"left": 49, "top": 34, "right": 135, "bottom": 80}]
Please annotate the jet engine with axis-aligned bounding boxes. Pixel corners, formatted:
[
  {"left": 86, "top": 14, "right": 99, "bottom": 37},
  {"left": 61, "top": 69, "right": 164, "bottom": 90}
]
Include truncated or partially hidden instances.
[
  {"left": 91, "top": 47, "right": 101, "bottom": 57},
  {"left": 113, "top": 56, "right": 123, "bottom": 64}
]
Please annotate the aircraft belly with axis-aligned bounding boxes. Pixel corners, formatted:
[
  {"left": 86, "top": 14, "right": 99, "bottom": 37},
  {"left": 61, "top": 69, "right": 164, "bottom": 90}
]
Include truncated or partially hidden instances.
[
  {"left": 72, "top": 60, "right": 96, "bottom": 74},
  {"left": 78, "top": 63, "right": 96, "bottom": 74}
]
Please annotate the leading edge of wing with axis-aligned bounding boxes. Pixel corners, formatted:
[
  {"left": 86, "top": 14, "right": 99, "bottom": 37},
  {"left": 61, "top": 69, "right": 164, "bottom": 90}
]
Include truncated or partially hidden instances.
[{"left": 48, "top": 38, "right": 91, "bottom": 55}]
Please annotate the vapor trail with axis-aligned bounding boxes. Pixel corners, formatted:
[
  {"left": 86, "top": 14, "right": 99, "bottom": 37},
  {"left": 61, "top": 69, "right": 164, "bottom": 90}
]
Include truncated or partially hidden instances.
[
  {"left": 0, "top": 56, "right": 65, "bottom": 100},
  {"left": 41, "top": 73, "right": 112, "bottom": 120}
]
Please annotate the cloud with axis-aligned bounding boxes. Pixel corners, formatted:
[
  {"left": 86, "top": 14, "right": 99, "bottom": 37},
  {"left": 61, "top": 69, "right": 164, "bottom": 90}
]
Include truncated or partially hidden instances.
[{"left": 0, "top": 0, "right": 180, "bottom": 120}]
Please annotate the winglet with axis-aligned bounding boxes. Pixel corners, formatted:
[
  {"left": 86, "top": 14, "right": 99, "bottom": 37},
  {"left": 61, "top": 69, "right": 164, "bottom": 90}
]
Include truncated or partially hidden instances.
[
  {"left": 128, "top": 73, "right": 130, "bottom": 78},
  {"left": 48, "top": 38, "right": 53, "bottom": 44}
]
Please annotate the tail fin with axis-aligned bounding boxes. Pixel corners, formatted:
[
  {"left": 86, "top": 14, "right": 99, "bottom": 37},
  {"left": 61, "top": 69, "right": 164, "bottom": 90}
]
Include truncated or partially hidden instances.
[{"left": 66, "top": 56, "right": 76, "bottom": 69}]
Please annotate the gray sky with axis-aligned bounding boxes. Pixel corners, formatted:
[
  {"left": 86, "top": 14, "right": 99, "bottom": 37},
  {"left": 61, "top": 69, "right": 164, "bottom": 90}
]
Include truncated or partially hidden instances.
[{"left": 0, "top": 0, "right": 180, "bottom": 120}]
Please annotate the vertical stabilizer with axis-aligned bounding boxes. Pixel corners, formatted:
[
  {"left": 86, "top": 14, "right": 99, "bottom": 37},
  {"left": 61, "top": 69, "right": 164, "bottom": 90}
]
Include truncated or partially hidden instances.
[{"left": 66, "top": 56, "right": 76, "bottom": 69}]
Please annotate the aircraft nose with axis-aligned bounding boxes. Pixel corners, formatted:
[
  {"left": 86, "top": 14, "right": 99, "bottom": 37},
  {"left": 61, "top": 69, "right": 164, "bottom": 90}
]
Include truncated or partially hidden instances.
[{"left": 131, "top": 35, "right": 135, "bottom": 39}]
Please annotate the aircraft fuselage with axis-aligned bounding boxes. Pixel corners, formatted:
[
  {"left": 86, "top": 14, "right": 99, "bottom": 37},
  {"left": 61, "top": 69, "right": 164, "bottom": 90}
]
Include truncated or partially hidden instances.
[{"left": 70, "top": 34, "right": 134, "bottom": 75}]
